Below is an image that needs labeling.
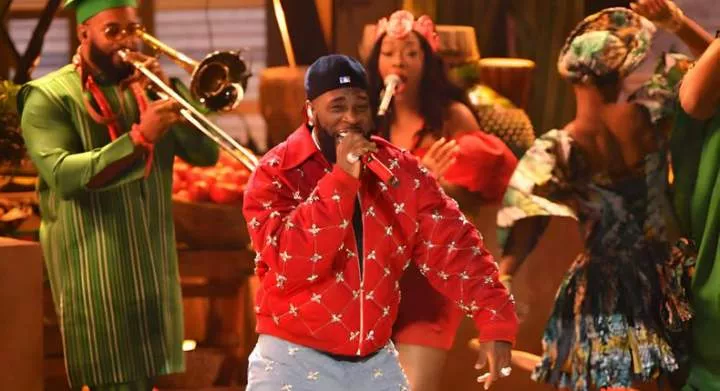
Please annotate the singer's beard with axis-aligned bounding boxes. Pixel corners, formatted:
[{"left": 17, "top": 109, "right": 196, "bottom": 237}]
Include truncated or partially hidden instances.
[
  {"left": 315, "top": 125, "right": 338, "bottom": 164},
  {"left": 313, "top": 118, "right": 373, "bottom": 165}
]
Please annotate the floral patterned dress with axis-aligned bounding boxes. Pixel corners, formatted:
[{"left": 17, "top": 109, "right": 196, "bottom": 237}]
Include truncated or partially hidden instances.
[{"left": 496, "top": 53, "right": 696, "bottom": 390}]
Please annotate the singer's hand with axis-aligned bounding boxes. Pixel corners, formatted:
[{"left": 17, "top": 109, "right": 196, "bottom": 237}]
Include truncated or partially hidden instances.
[
  {"left": 336, "top": 132, "right": 378, "bottom": 179},
  {"left": 475, "top": 341, "right": 512, "bottom": 390},
  {"left": 421, "top": 137, "right": 459, "bottom": 179}
]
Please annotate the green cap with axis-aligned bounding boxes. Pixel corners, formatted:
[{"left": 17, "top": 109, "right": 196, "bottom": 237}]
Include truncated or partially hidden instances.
[{"left": 64, "top": 0, "right": 138, "bottom": 24}]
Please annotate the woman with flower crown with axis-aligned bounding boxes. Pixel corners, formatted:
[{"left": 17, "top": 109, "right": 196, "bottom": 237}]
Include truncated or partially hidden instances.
[
  {"left": 365, "top": 10, "right": 519, "bottom": 391},
  {"left": 496, "top": 1, "right": 712, "bottom": 390}
]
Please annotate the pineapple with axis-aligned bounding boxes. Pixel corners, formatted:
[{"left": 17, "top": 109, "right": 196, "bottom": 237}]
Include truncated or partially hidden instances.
[
  {"left": 448, "top": 62, "right": 535, "bottom": 157},
  {"left": 467, "top": 84, "right": 536, "bottom": 158}
]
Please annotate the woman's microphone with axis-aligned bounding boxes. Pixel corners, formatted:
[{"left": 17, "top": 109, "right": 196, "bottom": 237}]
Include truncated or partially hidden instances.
[
  {"left": 377, "top": 74, "right": 401, "bottom": 116},
  {"left": 345, "top": 74, "right": 401, "bottom": 187}
]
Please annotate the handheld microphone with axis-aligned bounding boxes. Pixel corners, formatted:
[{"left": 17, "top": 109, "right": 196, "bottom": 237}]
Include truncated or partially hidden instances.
[
  {"left": 362, "top": 154, "right": 399, "bottom": 187},
  {"left": 338, "top": 132, "right": 399, "bottom": 188},
  {"left": 377, "top": 74, "right": 401, "bottom": 116}
]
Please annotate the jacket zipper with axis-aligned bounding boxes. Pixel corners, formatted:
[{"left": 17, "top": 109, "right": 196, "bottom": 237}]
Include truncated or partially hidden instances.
[
  {"left": 315, "top": 152, "right": 366, "bottom": 355},
  {"left": 356, "top": 193, "right": 365, "bottom": 356}
]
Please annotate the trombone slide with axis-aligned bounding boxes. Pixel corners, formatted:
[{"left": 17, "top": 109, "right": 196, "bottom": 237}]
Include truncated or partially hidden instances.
[{"left": 117, "top": 49, "right": 258, "bottom": 172}]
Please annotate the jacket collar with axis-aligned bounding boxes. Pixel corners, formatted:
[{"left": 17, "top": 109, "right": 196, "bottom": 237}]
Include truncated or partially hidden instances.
[{"left": 280, "top": 123, "right": 322, "bottom": 170}]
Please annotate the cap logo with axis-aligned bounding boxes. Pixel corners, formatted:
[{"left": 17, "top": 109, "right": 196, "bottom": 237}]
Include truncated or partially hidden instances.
[{"left": 339, "top": 76, "right": 351, "bottom": 84}]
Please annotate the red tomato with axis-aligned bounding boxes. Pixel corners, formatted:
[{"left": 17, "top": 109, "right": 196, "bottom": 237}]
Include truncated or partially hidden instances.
[
  {"left": 172, "top": 178, "right": 187, "bottom": 194},
  {"left": 209, "top": 182, "right": 244, "bottom": 204},
  {"left": 218, "top": 151, "right": 237, "bottom": 166},
  {"left": 187, "top": 180, "right": 211, "bottom": 202},
  {"left": 174, "top": 189, "right": 191, "bottom": 202},
  {"left": 185, "top": 167, "right": 207, "bottom": 183}
]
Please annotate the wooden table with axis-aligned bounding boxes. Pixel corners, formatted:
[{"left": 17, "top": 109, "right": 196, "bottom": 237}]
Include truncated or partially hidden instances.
[{"left": 0, "top": 237, "right": 43, "bottom": 391}]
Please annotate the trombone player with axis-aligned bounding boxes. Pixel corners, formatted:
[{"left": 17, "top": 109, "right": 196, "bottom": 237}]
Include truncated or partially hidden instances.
[{"left": 18, "top": 0, "right": 221, "bottom": 389}]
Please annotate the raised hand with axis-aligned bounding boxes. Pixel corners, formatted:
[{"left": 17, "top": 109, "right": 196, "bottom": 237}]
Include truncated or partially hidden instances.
[
  {"left": 136, "top": 99, "right": 182, "bottom": 143},
  {"left": 421, "top": 137, "right": 459, "bottom": 180},
  {"left": 335, "top": 131, "right": 378, "bottom": 179}
]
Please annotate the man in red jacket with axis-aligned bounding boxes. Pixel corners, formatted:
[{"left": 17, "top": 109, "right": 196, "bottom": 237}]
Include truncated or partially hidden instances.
[{"left": 243, "top": 54, "right": 518, "bottom": 391}]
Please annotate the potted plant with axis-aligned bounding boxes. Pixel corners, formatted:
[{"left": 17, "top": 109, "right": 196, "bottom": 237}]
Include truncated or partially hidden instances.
[
  {"left": 0, "top": 79, "right": 36, "bottom": 237},
  {"left": 0, "top": 80, "right": 25, "bottom": 171}
]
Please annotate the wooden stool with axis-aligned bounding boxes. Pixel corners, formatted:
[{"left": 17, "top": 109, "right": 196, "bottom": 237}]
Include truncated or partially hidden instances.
[
  {"left": 167, "top": 249, "right": 256, "bottom": 387},
  {"left": 0, "top": 237, "right": 43, "bottom": 391},
  {"left": 171, "top": 200, "right": 258, "bottom": 387}
]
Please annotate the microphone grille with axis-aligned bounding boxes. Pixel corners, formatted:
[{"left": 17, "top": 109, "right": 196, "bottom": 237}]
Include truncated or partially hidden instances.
[{"left": 384, "top": 74, "right": 401, "bottom": 85}]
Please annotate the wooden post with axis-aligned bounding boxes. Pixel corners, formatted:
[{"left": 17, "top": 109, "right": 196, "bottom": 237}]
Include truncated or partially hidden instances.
[
  {"left": 0, "top": 0, "right": 17, "bottom": 79},
  {"left": 12, "top": 0, "right": 62, "bottom": 84},
  {"left": 272, "top": 0, "right": 296, "bottom": 67},
  {"left": 68, "top": 9, "right": 79, "bottom": 61},
  {"left": 314, "top": 0, "right": 332, "bottom": 51},
  {"left": 265, "top": 0, "right": 328, "bottom": 67}
]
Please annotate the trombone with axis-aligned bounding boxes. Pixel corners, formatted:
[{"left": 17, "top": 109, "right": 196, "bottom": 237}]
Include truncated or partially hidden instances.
[{"left": 117, "top": 31, "right": 259, "bottom": 172}]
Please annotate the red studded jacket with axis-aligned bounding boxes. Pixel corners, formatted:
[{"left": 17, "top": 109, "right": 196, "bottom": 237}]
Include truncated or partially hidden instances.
[{"left": 243, "top": 125, "right": 518, "bottom": 357}]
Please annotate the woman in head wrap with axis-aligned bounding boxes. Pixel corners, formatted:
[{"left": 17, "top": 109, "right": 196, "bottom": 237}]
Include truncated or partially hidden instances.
[
  {"left": 364, "top": 10, "right": 519, "bottom": 391},
  {"left": 495, "top": 2, "right": 712, "bottom": 390}
]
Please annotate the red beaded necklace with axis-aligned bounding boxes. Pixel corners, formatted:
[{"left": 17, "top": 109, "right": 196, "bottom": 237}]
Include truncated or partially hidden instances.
[{"left": 74, "top": 51, "right": 154, "bottom": 177}]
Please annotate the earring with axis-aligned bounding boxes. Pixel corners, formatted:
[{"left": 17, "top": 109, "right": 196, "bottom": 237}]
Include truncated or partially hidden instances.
[
  {"left": 72, "top": 43, "right": 83, "bottom": 66},
  {"left": 306, "top": 107, "right": 314, "bottom": 126}
]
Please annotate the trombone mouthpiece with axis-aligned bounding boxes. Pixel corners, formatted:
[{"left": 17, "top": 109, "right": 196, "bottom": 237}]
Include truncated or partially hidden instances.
[{"left": 116, "top": 49, "right": 130, "bottom": 60}]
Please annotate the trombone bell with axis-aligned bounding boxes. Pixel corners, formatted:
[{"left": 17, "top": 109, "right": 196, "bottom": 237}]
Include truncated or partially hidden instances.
[
  {"left": 192, "top": 51, "right": 250, "bottom": 111},
  {"left": 135, "top": 29, "right": 252, "bottom": 112},
  {"left": 116, "top": 49, "right": 259, "bottom": 172}
]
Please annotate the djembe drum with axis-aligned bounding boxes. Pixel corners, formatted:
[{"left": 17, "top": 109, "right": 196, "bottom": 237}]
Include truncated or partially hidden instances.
[
  {"left": 435, "top": 26, "right": 536, "bottom": 157},
  {"left": 258, "top": 66, "right": 308, "bottom": 148},
  {"left": 477, "top": 57, "right": 535, "bottom": 111}
]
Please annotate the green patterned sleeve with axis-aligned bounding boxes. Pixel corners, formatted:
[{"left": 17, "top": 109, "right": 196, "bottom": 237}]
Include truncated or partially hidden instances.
[
  {"left": 496, "top": 129, "right": 578, "bottom": 247},
  {"left": 630, "top": 53, "right": 694, "bottom": 125},
  {"left": 19, "top": 86, "right": 146, "bottom": 199}
]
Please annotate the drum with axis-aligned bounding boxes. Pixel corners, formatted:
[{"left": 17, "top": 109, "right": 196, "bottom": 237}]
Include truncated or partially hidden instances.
[
  {"left": 436, "top": 24, "right": 480, "bottom": 68},
  {"left": 478, "top": 58, "right": 536, "bottom": 110},
  {"left": 258, "top": 66, "right": 308, "bottom": 148}
]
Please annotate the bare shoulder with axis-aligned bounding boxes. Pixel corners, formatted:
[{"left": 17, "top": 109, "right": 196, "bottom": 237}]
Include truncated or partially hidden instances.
[{"left": 444, "top": 101, "right": 481, "bottom": 135}]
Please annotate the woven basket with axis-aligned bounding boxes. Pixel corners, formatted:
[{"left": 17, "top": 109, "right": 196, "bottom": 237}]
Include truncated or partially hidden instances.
[
  {"left": 0, "top": 192, "right": 36, "bottom": 237},
  {"left": 172, "top": 199, "right": 251, "bottom": 250}
]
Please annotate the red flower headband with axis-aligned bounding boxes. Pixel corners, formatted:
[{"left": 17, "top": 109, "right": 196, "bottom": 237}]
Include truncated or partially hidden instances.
[{"left": 375, "top": 10, "right": 440, "bottom": 52}]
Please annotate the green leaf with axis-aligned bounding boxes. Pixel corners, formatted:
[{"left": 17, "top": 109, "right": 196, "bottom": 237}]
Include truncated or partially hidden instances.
[{"left": 0, "top": 79, "right": 22, "bottom": 115}]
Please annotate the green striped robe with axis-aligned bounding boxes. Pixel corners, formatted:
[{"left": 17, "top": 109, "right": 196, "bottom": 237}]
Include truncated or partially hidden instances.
[{"left": 18, "top": 65, "right": 219, "bottom": 388}]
